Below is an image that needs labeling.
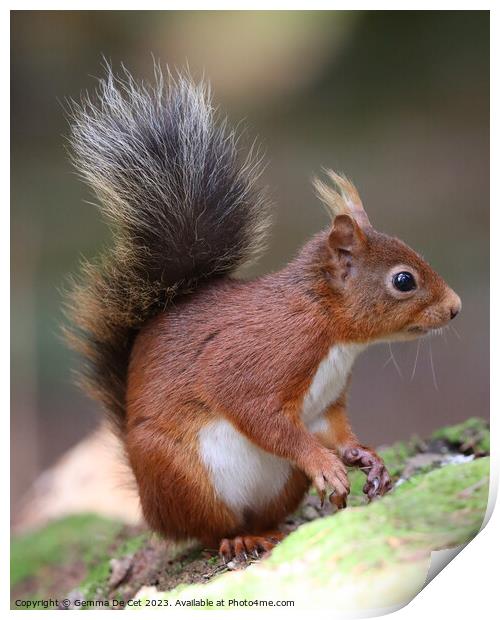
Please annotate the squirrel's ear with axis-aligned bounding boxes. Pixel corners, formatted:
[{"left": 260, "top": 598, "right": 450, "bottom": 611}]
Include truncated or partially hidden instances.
[
  {"left": 328, "top": 214, "right": 366, "bottom": 254},
  {"left": 327, "top": 215, "right": 366, "bottom": 283}
]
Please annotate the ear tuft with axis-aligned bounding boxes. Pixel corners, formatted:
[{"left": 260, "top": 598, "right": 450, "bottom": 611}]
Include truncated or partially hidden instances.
[
  {"left": 314, "top": 175, "right": 351, "bottom": 219},
  {"left": 313, "top": 169, "right": 370, "bottom": 228}
]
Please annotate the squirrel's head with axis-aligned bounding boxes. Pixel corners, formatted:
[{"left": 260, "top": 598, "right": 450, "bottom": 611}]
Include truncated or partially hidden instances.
[{"left": 313, "top": 170, "right": 461, "bottom": 343}]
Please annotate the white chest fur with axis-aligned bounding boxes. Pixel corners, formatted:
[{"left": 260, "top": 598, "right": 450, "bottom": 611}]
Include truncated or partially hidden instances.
[
  {"left": 198, "top": 419, "right": 291, "bottom": 518},
  {"left": 198, "top": 344, "right": 363, "bottom": 518},
  {"left": 301, "top": 344, "right": 364, "bottom": 427}
]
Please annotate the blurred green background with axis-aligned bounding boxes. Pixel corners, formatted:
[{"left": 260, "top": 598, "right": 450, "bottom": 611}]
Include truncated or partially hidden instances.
[{"left": 11, "top": 11, "right": 489, "bottom": 513}]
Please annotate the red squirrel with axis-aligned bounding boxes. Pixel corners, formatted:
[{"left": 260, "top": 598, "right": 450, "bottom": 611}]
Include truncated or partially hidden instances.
[{"left": 66, "top": 66, "right": 461, "bottom": 562}]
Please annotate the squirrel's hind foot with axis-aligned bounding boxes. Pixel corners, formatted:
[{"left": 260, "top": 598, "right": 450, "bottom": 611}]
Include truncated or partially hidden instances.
[{"left": 219, "top": 531, "right": 285, "bottom": 563}]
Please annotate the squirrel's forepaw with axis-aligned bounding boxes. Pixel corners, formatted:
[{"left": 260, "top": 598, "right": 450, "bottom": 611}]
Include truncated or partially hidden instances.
[
  {"left": 342, "top": 446, "right": 392, "bottom": 500},
  {"left": 306, "top": 449, "right": 350, "bottom": 509}
]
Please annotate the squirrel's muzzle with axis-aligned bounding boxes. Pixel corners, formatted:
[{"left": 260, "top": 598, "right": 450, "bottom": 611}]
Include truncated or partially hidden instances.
[{"left": 444, "top": 289, "right": 462, "bottom": 321}]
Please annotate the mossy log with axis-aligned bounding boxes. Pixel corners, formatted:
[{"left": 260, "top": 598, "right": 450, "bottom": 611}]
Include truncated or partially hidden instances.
[{"left": 11, "top": 419, "right": 489, "bottom": 611}]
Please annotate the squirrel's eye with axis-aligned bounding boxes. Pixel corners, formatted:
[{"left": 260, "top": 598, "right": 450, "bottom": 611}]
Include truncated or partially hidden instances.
[{"left": 392, "top": 271, "right": 416, "bottom": 292}]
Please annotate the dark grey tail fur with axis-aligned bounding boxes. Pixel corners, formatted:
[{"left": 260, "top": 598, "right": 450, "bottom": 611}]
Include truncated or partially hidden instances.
[{"left": 65, "top": 65, "right": 271, "bottom": 433}]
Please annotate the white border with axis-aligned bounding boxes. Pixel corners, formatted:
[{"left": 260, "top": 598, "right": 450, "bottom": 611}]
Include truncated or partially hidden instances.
[{"left": 6, "top": 3, "right": 494, "bottom": 618}]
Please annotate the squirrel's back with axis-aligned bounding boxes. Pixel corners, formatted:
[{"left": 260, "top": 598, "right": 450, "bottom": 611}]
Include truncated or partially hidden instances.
[{"left": 65, "top": 65, "right": 271, "bottom": 433}]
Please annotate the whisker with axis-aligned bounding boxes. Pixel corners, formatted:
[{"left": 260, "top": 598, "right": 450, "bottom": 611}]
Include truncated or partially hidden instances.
[
  {"left": 389, "top": 343, "right": 403, "bottom": 379},
  {"left": 450, "top": 325, "right": 462, "bottom": 340},
  {"left": 429, "top": 339, "right": 439, "bottom": 391},
  {"left": 411, "top": 337, "right": 421, "bottom": 381},
  {"left": 442, "top": 325, "right": 449, "bottom": 346},
  {"left": 382, "top": 350, "right": 393, "bottom": 369}
]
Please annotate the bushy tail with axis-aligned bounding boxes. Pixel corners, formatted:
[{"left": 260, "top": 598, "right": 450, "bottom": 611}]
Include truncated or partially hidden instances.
[{"left": 65, "top": 65, "right": 271, "bottom": 433}]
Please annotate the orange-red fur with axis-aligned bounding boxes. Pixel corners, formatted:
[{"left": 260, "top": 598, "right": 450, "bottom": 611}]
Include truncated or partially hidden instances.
[
  {"left": 126, "top": 223, "right": 460, "bottom": 555},
  {"left": 66, "top": 70, "right": 461, "bottom": 561}
]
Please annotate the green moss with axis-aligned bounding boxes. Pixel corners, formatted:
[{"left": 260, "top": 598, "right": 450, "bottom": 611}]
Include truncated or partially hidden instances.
[
  {"left": 346, "top": 440, "right": 417, "bottom": 506},
  {"left": 11, "top": 514, "right": 153, "bottom": 606},
  {"left": 344, "top": 469, "right": 366, "bottom": 505},
  {"left": 116, "top": 533, "right": 149, "bottom": 558},
  {"left": 79, "top": 531, "right": 149, "bottom": 601},
  {"left": 139, "top": 457, "right": 489, "bottom": 611},
  {"left": 276, "top": 457, "right": 488, "bottom": 569},
  {"left": 431, "top": 417, "right": 489, "bottom": 454},
  {"left": 11, "top": 420, "right": 490, "bottom": 610},
  {"left": 10, "top": 514, "right": 123, "bottom": 589},
  {"left": 379, "top": 440, "right": 418, "bottom": 477}
]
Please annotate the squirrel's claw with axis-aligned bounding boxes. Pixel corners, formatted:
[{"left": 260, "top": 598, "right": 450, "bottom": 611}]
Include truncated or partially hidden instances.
[
  {"left": 312, "top": 461, "right": 350, "bottom": 510},
  {"left": 343, "top": 445, "right": 392, "bottom": 500},
  {"left": 329, "top": 491, "right": 347, "bottom": 510},
  {"left": 218, "top": 532, "right": 284, "bottom": 563}
]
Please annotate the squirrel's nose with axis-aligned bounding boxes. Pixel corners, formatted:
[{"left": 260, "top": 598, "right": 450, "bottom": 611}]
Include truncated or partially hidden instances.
[{"left": 447, "top": 290, "right": 462, "bottom": 320}]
